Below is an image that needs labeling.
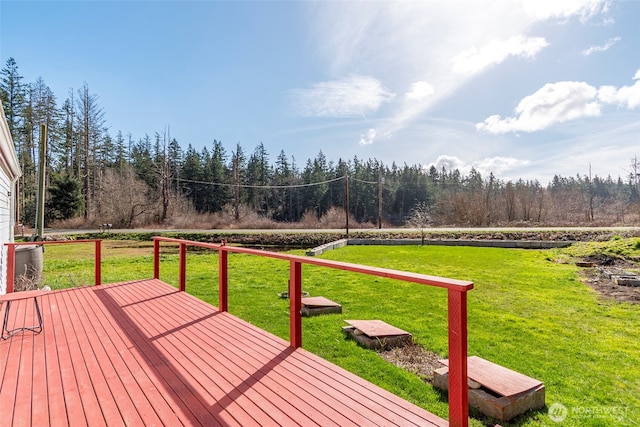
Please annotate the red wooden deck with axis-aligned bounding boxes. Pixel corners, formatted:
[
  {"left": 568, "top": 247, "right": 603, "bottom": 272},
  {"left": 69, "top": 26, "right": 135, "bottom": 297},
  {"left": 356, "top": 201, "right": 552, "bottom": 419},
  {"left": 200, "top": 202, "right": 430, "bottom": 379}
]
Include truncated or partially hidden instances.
[{"left": 0, "top": 279, "right": 447, "bottom": 426}]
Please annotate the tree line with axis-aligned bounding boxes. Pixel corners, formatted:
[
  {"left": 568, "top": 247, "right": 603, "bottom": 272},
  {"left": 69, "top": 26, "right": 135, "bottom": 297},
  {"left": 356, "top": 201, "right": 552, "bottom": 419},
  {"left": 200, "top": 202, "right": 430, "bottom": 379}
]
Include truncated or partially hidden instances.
[{"left": 2, "top": 57, "right": 639, "bottom": 229}]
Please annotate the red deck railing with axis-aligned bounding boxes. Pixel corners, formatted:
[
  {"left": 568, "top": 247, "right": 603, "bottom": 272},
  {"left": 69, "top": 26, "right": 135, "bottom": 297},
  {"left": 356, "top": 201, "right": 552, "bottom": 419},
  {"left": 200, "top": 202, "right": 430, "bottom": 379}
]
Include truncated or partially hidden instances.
[
  {"left": 152, "top": 236, "right": 473, "bottom": 427},
  {"left": 4, "top": 240, "right": 102, "bottom": 294},
  {"left": 3, "top": 237, "right": 473, "bottom": 427}
]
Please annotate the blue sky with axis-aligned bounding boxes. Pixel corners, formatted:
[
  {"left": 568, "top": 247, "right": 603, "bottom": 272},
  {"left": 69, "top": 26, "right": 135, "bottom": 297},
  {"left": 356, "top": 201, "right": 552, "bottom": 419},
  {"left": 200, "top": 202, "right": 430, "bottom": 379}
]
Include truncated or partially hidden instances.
[{"left": 1, "top": 0, "right": 639, "bottom": 184}]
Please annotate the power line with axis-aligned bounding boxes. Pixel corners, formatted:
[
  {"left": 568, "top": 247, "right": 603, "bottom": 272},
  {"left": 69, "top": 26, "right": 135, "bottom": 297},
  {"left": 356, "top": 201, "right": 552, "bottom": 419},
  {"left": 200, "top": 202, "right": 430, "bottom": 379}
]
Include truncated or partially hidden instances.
[
  {"left": 351, "top": 177, "right": 378, "bottom": 185},
  {"left": 178, "top": 175, "right": 347, "bottom": 189}
]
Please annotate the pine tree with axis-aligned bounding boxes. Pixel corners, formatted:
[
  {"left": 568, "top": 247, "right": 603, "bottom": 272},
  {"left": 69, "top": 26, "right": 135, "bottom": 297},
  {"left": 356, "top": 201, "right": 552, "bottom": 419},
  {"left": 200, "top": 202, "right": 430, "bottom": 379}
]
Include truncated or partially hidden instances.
[
  {"left": 114, "top": 131, "right": 128, "bottom": 171},
  {"left": 0, "top": 57, "right": 25, "bottom": 139},
  {"left": 230, "top": 143, "right": 246, "bottom": 220},
  {"left": 30, "top": 78, "right": 62, "bottom": 179},
  {"left": 246, "top": 142, "right": 272, "bottom": 215},
  {"left": 301, "top": 151, "right": 330, "bottom": 219},
  {"left": 45, "top": 172, "right": 84, "bottom": 223},
  {"left": 167, "top": 137, "right": 183, "bottom": 194},
  {"left": 181, "top": 145, "right": 204, "bottom": 211},
  {"left": 57, "top": 96, "right": 76, "bottom": 171},
  {"left": 204, "top": 140, "right": 230, "bottom": 212},
  {"left": 273, "top": 150, "right": 298, "bottom": 221}
]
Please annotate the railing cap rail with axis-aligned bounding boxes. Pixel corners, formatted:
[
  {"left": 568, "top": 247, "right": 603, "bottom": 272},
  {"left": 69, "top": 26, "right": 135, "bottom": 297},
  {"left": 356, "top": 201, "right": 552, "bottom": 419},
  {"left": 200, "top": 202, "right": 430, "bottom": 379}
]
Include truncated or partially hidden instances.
[
  {"left": 5, "top": 239, "right": 102, "bottom": 247},
  {"left": 152, "top": 236, "right": 473, "bottom": 292}
]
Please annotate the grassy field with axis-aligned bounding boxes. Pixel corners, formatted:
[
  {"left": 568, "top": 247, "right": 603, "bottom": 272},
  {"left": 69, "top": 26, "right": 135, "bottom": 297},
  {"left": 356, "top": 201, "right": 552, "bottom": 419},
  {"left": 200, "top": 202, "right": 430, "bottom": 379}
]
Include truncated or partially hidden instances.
[{"left": 39, "top": 239, "right": 640, "bottom": 426}]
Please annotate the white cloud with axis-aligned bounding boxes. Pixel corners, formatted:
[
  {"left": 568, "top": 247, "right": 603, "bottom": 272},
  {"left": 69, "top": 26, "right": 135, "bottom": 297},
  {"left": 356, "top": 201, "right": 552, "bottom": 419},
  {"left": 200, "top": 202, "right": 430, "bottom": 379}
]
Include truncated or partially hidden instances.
[
  {"left": 477, "top": 81, "right": 601, "bottom": 133},
  {"left": 405, "top": 81, "right": 434, "bottom": 101},
  {"left": 582, "top": 36, "right": 620, "bottom": 56},
  {"left": 429, "top": 155, "right": 468, "bottom": 173},
  {"left": 475, "top": 157, "right": 531, "bottom": 175},
  {"left": 598, "top": 79, "right": 640, "bottom": 109},
  {"left": 290, "top": 76, "right": 395, "bottom": 118},
  {"left": 359, "top": 128, "right": 377, "bottom": 146},
  {"left": 452, "top": 35, "right": 549, "bottom": 75},
  {"left": 428, "top": 155, "right": 529, "bottom": 178},
  {"left": 522, "top": 0, "right": 611, "bottom": 22},
  {"left": 478, "top": 70, "right": 640, "bottom": 134}
]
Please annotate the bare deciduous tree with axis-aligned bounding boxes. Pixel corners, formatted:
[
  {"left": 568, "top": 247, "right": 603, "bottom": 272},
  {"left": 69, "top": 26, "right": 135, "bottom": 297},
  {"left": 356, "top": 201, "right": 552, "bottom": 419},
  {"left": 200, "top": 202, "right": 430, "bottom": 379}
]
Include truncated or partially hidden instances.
[
  {"left": 407, "top": 201, "right": 432, "bottom": 245},
  {"left": 97, "top": 166, "right": 155, "bottom": 228}
]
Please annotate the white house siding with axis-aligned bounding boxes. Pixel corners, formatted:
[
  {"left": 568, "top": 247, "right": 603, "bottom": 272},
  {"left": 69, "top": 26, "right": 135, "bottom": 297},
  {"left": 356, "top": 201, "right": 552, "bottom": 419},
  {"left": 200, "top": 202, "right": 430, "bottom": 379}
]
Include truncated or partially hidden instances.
[
  {"left": 0, "top": 169, "right": 10, "bottom": 293},
  {"left": 0, "top": 105, "right": 21, "bottom": 294}
]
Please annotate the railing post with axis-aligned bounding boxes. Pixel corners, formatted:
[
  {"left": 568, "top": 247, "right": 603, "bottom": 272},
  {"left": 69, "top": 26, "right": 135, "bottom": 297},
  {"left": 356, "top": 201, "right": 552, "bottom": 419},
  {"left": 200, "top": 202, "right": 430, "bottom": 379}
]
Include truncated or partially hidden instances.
[
  {"left": 448, "top": 288, "right": 469, "bottom": 427},
  {"left": 6, "top": 244, "right": 15, "bottom": 293},
  {"left": 289, "top": 260, "right": 302, "bottom": 348},
  {"left": 218, "top": 248, "right": 228, "bottom": 312},
  {"left": 179, "top": 243, "right": 186, "bottom": 292},
  {"left": 94, "top": 240, "right": 101, "bottom": 286},
  {"left": 153, "top": 238, "right": 160, "bottom": 280}
]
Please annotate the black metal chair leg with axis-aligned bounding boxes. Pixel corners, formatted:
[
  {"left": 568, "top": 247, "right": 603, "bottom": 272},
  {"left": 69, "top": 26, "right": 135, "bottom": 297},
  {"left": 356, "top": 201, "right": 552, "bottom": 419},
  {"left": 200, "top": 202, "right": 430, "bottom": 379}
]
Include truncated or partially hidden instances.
[
  {"left": 1, "top": 301, "right": 11, "bottom": 339},
  {"left": 1, "top": 298, "right": 44, "bottom": 339}
]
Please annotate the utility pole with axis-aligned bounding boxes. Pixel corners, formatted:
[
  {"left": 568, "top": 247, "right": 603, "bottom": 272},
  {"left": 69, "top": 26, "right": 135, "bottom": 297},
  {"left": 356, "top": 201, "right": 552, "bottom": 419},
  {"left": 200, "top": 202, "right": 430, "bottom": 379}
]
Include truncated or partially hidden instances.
[
  {"left": 378, "top": 166, "right": 383, "bottom": 229},
  {"left": 234, "top": 153, "right": 240, "bottom": 221},
  {"left": 345, "top": 174, "right": 349, "bottom": 236},
  {"left": 34, "top": 124, "right": 47, "bottom": 240}
]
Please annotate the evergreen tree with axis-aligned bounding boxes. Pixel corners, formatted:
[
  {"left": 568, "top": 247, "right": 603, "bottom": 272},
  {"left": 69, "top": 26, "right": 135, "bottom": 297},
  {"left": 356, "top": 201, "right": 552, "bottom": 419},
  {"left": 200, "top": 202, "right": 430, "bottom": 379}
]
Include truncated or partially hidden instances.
[
  {"left": 230, "top": 143, "right": 246, "bottom": 220},
  {"left": 0, "top": 57, "right": 25, "bottom": 138},
  {"left": 167, "top": 137, "right": 183, "bottom": 194},
  {"left": 301, "top": 151, "right": 330, "bottom": 219},
  {"left": 331, "top": 158, "right": 349, "bottom": 211},
  {"left": 45, "top": 172, "right": 84, "bottom": 223},
  {"left": 246, "top": 142, "right": 272, "bottom": 215},
  {"left": 272, "top": 150, "right": 293, "bottom": 221},
  {"left": 181, "top": 145, "right": 205, "bottom": 211},
  {"left": 273, "top": 152, "right": 303, "bottom": 221},
  {"left": 203, "top": 140, "right": 230, "bottom": 212},
  {"left": 130, "top": 134, "right": 155, "bottom": 188},
  {"left": 57, "top": 96, "right": 76, "bottom": 171},
  {"left": 114, "top": 130, "right": 128, "bottom": 171}
]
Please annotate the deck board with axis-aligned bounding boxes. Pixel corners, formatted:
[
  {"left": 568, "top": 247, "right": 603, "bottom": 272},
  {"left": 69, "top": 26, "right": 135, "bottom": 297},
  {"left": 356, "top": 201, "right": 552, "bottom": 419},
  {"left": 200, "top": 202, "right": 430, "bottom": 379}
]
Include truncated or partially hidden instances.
[
  {"left": 0, "top": 279, "right": 447, "bottom": 427},
  {"left": 119, "top": 282, "right": 351, "bottom": 426},
  {"left": 105, "top": 283, "right": 270, "bottom": 426}
]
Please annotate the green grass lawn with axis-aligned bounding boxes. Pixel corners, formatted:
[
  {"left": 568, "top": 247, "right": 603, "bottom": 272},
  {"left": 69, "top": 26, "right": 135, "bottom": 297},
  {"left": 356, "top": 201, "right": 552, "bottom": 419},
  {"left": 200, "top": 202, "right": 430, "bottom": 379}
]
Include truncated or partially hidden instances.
[{"left": 39, "top": 240, "right": 640, "bottom": 426}]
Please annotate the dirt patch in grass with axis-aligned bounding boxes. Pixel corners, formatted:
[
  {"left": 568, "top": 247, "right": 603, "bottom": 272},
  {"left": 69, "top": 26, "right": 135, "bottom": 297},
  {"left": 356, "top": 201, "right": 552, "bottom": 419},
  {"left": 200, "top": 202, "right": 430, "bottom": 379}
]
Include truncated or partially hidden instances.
[
  {"left": 378, "top": 342, "right": 445, "bottom": 381},
  {"left": 578, "top": 257, "right": 640, "bottom": 304}
]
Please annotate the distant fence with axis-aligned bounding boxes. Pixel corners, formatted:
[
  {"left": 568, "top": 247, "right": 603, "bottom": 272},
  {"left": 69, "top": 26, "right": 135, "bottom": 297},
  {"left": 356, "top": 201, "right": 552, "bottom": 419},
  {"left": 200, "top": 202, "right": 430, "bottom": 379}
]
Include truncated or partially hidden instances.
[{"left": 307, "top": 238, "right": 573, "bottom": 256}]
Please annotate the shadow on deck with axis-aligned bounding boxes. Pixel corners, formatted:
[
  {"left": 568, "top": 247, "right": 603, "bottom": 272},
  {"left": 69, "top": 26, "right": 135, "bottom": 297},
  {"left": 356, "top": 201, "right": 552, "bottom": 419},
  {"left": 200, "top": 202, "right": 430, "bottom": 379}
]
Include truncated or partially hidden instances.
[{"left": 0, "top": 279, "right": 447, "bottom": 426}]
